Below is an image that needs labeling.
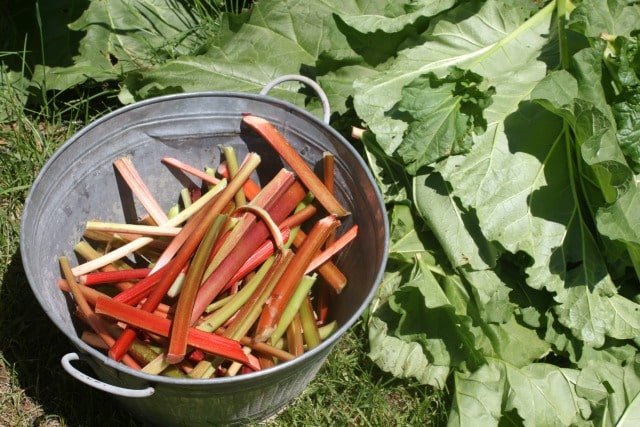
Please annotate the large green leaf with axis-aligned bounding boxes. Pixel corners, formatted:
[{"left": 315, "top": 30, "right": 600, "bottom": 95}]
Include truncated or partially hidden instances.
[
  {"left": 569, "top": 0, "right": 640, "bottom": 38},
  {"left": 575, "top": 356, "right": 640, "bottom": 426},
  {"left": 449, "top": 359, "right": 590, "bottom": 427},
  {"left": 396, "top": 68, "right": 495, "bottom": 172},
  {"left": 124, "top": 0, "right": 385, "bottom": 109},
  {"left": 33, "top": 0, "right": 202, "bottom": 91},
  {"left": 352, "top": 0, "right": 555, "bottom": 163}
]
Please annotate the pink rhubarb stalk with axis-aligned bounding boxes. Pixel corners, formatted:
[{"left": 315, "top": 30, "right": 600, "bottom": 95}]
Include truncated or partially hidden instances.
[{"left": 114, "top": 157, "right": 169, "bottom": 225}]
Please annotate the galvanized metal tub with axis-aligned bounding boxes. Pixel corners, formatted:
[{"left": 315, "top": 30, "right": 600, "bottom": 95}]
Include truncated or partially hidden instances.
[{"left": 20, "top": 81, "right": 389, "bottom": 426}]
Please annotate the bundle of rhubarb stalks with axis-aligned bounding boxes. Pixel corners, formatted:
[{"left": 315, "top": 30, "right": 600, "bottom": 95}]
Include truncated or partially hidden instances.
[{"left": 57, "top": 114, "right": 358, "bottom": 378}]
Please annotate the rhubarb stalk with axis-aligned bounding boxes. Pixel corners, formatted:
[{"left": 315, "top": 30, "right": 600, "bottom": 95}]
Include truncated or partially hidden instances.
[
  {"left": 109, "top": 154, "right": 261, "bottom": 361},
  {"left": 190, "top": 181, "right": 307, "bottom": 324},
  {"left": 59, "top": 257, "right": 141, "bottom": 370},
  {"left": 114, "top": 157, "right": 168, "bottom": 226},
  {"left": 253, "top": 215, "right": 341, "bottom": 343},
  {"left": 95, "top": 296, "right": 257, "bottom": 370},
  {"left": 71, "top": 178, "right": 227, "bottom": 276},
  {"left": 242, "top": 114, "right": 349, "bottom": 217},
  {"left": 167, "top": 214, "right": 227, "bottom": 364}
]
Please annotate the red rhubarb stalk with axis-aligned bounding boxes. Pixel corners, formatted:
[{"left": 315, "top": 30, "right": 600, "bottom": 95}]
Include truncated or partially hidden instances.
[
  {"left": 190, "top": 181, "right": 307, "bottom": 325},
  {"left": 95, "top": 296, "right": 257, "bottom": 370},
  {"left": 322, "top": 151, "right": 337, "bottom": 247},
  {"left": 200, "top": 169, "right": 294, "bottom": 282},
  {"left": 305, "top": 224, "right": 358, "bottom": 275},
  {"left": 167, "top": 214, "right": 227, "bottom": 364},
  {"left": 242, "top": 114, "right": 350, "bottom": 217},
  {"left": 225, "top": 227, "right": 291, "bottom": 287},
  {"left": 81, "top": 268, "right": 152, "bottom": 286},
  {"left": 112, "top": 262, "right": 170, "bottom": 305},
  {"left": 286, "top": 314, "right": 305, "bottom": 357},
  {"left": 291, "top": 228, "right": 347, "bottom": 293},
  {"left": 59, "top": 257, "right": 141, "bottom": 370}
]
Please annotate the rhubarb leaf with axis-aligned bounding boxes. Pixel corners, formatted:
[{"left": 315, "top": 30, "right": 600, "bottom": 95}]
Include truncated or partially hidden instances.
[
  {"left": 450, "top": 359, "right": 591, "bottom": 427},
  {"left": 32, "top": 0, "right": 202, "bottom": 91},
  {"left": 395, "top": 68, "right": 495, "bottom": 173},
  {"left": 352, "top": 0, "right": 554, "bottom": 165},
  {"left": 568, "top": 0, "right": 640, "bottom": 37},
  {"left": 575, "top": 356, "right": 640, "bottom": 426}
]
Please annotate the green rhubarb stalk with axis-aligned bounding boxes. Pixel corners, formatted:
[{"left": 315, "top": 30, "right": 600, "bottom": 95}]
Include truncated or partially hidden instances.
[
  {"left": 254, "top": 215, "right": 341, "bottom": 343},
  {"left": 141, "top": 352, "right": 189, "bottom": 378},
  {"left": 166, "top": 261, "right": 189, "bottom": 298},
  {"left": 204, "top": 294, "right": 233, "bottom": 313},
  {"left": 299, "top": 295, "right": 321, "bottom": 350},
  {"left": 242, "top": 114, "right": 350, "bottom": 217},
  {"left": 319, "top": 321, "right": 338, "bottom": 340},
  {"left": 81, "top": 229, "right": 167, "bottom": 261},
  {"left": 221, "top": 145, "right": 247, "bottom": 207},
  {"left": 188, "top": 357, "right": 216, "bottom": 378},
  {"left": 167, "top": 214, "right": 227, "bottom": 364},
  {"left": 269, "top": 275, "right": 317, "bottom": 345},
  {"left": 141, "top": 353, "right": 170, "bottom": 375},
  {"left": 220, "top": 250, "right": 295, "bottom": 341},
  {"left": 86, "top": 221, "right": 182, "bottom": 237},
  {"left": 180, "top": 187, "right": 193, "bottom": 209},
  {"left": 101, "top": 323, "right": 168, "bottom": 368}
]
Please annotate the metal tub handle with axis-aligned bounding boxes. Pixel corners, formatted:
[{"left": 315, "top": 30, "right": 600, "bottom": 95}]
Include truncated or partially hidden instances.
[
  {"left": 61, "top": 353, "right": 155, "bottom": 398},
  {"left": 260, "top": 75, "right": 331, "bottom": 125}
]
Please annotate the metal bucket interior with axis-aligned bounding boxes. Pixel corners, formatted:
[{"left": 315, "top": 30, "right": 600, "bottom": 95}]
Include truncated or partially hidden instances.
[{"left": 19, "top": 91, "right": 389, "bottom": 426}]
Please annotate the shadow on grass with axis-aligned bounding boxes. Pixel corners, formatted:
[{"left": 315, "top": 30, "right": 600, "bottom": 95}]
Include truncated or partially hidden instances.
[{"left": 0, "top": 249, "right": 147, "bottom": 426}]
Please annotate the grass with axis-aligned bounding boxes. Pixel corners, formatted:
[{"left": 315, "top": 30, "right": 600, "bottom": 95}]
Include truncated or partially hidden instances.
[{"left": 0, "top": 1, "right": 449, "bottom": 425}]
